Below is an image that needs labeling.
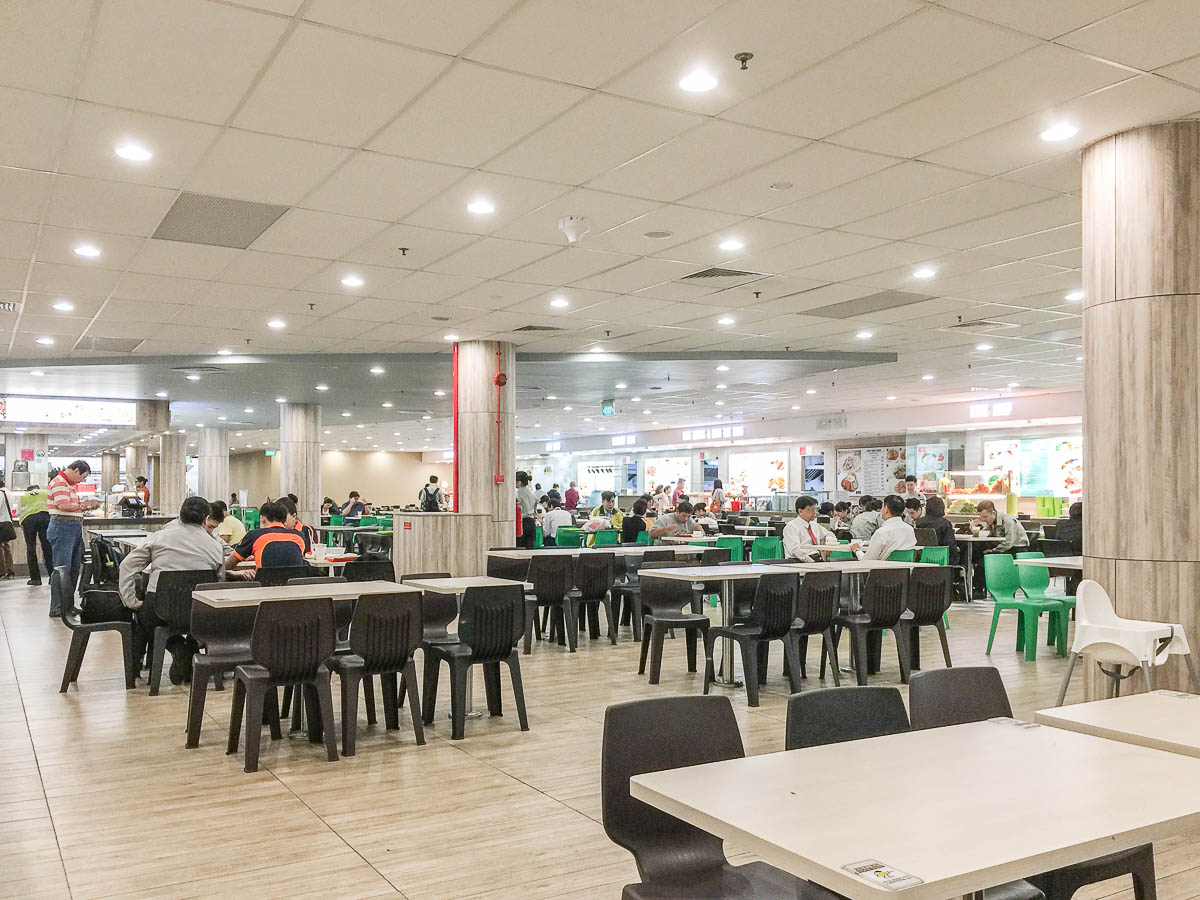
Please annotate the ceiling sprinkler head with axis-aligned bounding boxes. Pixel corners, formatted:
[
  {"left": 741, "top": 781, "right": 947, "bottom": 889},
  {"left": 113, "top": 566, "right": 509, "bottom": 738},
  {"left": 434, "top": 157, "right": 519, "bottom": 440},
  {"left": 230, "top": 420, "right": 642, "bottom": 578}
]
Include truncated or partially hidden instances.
[
  {"left": 734, "top": 52, "right": 754, "bottom": 70},
  {"left": 558, "top": 215, "right": 593, "bottom": 245}
]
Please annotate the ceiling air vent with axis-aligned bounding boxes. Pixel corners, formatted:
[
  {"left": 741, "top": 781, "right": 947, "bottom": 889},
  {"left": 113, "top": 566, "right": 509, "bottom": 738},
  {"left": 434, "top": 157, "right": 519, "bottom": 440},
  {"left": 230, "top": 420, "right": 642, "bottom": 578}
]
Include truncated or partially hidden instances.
[
  {"left": 946, "top": 318, "right": 1021, "bottom": 332},
  {"left": 512, "top": 325, "right": 566, "bottom": 332},
  {"left": 805, "top": 290, "right": 931, "bottom": 319},
  {"left": 682, "top": 266, "right": 760, "bottom": 280},
  {"left": 152, "top": 192, "right": 289, "bottom": 249},
  {"left": 171, "top": 365, "right": 228, "bottom": 375},
  {"left": 75, "top": 336, "right": 143, "bottom": 353}
]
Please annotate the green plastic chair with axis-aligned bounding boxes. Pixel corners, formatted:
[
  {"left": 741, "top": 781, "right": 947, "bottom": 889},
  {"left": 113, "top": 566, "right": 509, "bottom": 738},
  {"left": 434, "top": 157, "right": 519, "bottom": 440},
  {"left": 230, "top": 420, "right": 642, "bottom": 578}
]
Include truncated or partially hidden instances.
[
  {"left": 534, "top": 524, "right": 544, "bottom": 549},
  {"left": 636, "top": 531, "right": 652, "bottom": 546},
  {"left": 887, "top": 549, "right": 915, "bottom": 562},
  {"left": 243, "top": 508, "right": 259, "bottom": 530},
  {"left": 555, "top": 527, "right": 585, "bottom": 548},
  {"left": 984, "top": 553, "right": 1067, "bottom": 661},
  {"left": 358, "top": 516, "right": 378, "bottom": 527},
  {"left": 329, "top": 513, "right": 344, "bottom": 527},
  {"left": 715, "top": 536, "right": 743, "bottom": 562},
  {"left": 829, "top": 538, "right": 855, "bottom": 561},
  {"left": 593, "top": 529, "right": 619, "bottom": 547},
  {"left": 750, "top": 536, "right": 783, "bottom": 562},
  {"left": 917, "top": 545, "right": 949, "bottom": 566},
  {"left": 1015, "top": 551, "right": 1074, "bottom": 652}
]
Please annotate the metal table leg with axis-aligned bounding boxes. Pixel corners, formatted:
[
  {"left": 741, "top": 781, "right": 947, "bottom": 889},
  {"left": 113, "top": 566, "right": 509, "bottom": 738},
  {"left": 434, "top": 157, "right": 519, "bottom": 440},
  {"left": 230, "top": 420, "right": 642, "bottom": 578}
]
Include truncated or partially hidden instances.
[
  {"left": 710, "top": 579, "right": 743, "bottom": 687},
  {"left": 964, "top": 546, "right": 975, "bottom": 601}
]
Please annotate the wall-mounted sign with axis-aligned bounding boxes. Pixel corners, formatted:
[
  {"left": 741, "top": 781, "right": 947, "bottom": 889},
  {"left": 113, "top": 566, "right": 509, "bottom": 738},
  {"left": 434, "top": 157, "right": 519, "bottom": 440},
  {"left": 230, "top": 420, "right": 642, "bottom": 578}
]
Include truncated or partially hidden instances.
[
  {"left": 0, "top": 396, "right": 136, "bottom": 426},
  {"left": 817, "top": 415, "right": 848, "bottom": 432},
  {"left": 264, "top": 449, "right": 276, "bottom": 457},
  {"left": 601, "top": 399, "right": 615, "bottom": 416},
  {"left": 20, "top": 449, "right": 33, "bottom": 461},
  {"left": 970, "top": 402, "right": 1013, "bottom": 419}
]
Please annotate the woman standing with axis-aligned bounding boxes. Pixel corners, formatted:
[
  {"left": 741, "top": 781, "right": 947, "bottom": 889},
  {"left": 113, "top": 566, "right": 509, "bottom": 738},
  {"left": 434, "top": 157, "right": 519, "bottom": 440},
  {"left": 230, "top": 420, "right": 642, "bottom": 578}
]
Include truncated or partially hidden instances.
[
  {"left": 18, "top": 484, "right": 50, "bottom": 585},
  {"left": 709, "top": 478, "right": 725, "bottom": 515},
  {"left": 0, "top": 478, "right": 17, "bottom": 578}
]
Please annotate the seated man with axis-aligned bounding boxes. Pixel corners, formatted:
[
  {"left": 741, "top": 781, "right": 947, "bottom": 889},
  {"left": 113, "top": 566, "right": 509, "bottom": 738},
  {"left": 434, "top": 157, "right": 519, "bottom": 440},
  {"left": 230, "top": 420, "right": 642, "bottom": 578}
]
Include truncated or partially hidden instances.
[
  {"left": 648, "top": 500, "right": 694, "bottom": 544},
  {"left": 854, "top": 495, "right": 917, "bottom": 561},
  {"left": 783, "top": 495, "right": 837, "bottom": 561},
  {"left": 620, "top": 498, "right": 652, "bottom": 543},
  {"left": 118, "top": 497, "right": 226, "bottom": 684},
  {"left": 282, "top": 494, "right": 318, "bottom": 546},
  {"left": 541, "top": 498, "right": 574, "bottom": 545},
  {"left": 970, "top": 499, "right": 1029, "bottom": 597},
  {"left": 226, "top": 499, "right": 310, "bottom": 572},
  {"left": 338, "top": 490, "right": 365, "bottom": 517},
  {"left": 904, "top": 497, "right": 923, "bottom": 525},
  {"left": 210, "top": 499, "right": 246, "bottom": 545},
  {"left": 914, "top": 496, "right": 958, "bottom": 564},
  {"left": 849, "top": 498, "right": 883, "bottom": 541}
]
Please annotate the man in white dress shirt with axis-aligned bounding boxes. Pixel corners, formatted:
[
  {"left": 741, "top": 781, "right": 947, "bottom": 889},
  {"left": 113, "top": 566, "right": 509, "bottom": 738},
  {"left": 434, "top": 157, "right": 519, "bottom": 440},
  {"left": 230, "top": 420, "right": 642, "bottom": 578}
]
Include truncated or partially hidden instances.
[
  {"left": 783, "top": 495, "right": 837, "bottom": 560},
  {"left": 850, "top": 498, "right": 883, "bottom": 541},
  {"left": 854, "top": 495, "right": 917, "bottom": 561}
]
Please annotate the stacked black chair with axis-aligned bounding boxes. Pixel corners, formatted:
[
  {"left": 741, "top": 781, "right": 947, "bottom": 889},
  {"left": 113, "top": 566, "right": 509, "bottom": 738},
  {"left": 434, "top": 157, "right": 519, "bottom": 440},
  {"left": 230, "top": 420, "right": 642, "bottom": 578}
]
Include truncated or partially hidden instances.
[
  {"left": 423, "top": 584, "right": 528, "bottom": 740},
  {"left": 227, "top": 596, "right": 339, "bottom": 772},
  {"left": 896, "top": 566, "right": 954, "bottom": 670},
  {"left": 703, "top": 572, "right": 801, "bottom": 706},
  {"left": 524, "top": 554, "right": 576, "bottom": 653},
  {"left": 186, "top": 581, "right": 260, "bottom": 748},
  {"left": 637, "top": 563, "right": 709, "bottom": 685},
  {"left": 908, "top": 667, "right": 1154, "bottom": 900},
  {"left": 790, "top": 569, "right": 842, "bottom": 687},
  {"left": 328, "top": 592, "right": 425, "bottom": 754},
  {"left": 54, "top": 566, "right": 136, "bottom": 692},
  {"left": 144, "top": 569, "right": 224, "bottom": 696},
  {"left": 572, "top": 552, "right": 617, "bottom": 644},
  {"left": 833, "top": 568, "right": 911, "bottom": 686}
]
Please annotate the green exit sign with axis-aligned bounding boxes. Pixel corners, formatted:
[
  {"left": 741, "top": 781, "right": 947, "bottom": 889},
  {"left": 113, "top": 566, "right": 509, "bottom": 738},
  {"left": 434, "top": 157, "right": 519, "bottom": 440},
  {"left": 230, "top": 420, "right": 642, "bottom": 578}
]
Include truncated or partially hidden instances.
[
  {"left": 264, "top": 449, "right": 276, "bottom": 457},
  {"left": 601, "top": 399, "right": 615, "bottom": 416}
]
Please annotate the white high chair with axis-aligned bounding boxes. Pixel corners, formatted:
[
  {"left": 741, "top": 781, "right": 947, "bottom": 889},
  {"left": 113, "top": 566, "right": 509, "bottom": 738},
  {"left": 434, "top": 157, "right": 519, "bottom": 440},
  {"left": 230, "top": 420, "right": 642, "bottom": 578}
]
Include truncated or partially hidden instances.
[{"left": 1056, "top": 579, "right": 1200, "bottom": 705}]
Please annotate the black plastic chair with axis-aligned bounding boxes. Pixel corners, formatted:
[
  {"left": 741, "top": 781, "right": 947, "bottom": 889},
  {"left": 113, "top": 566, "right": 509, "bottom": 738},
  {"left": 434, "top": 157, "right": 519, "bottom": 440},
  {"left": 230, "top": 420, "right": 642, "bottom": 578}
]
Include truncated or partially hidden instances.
[
  {"left": 227, "top": 597, "right": 338, "bottom": 772},
  {"left": 908, "top": 667, "right": 1155, "bottom": 900},
  {"left": 897, "top": 566, "right": 954, "bottom": 670},
  {"left": 703, "top": 572, "right": 800, "bottom": 706},
  {"left": 833, "top": 568, "right": 910, "bottom": 686},
  {"left": 327, "top": 592, "right": 425, "bottom": 754},
  {"left": 279, "top": 576, "right": 350, "bottom": 726},
  {"left": 144, "top": 569, "right": 223, "bottom": 696},
  {"left": 638, "top": 567, "right": 709, "bottom": 685},
  {"left": 524, "top": 554, "right": 577, "bottom": 653},
  {"left": 915, "top": 527, "right": 938, "bottom": 546},
  {"left": 89, "top": 538, "right": 120, "bottom": 586},
  {"left": 54, "top": 566, "right": 136, "bottom": 692},
  {"left": 487, "top": 555, "right": 530, "bottom": 582},
  {"left": 572, "top": 552, "right": 617, "bottom": 644},
  {"left": 791, "top": 569, "right": 842, "bottom": 687},
  {"left": 785, "top": 686, "right": 910, "bottom": 749},
  {"left": 603, "top": 695, "right": 840, "bottom": 900},
  {"left": 186, "top": 581, "right": 261, "bottom": 748},
  {"left": 423, "top": 584, "right": 528, "bottom": 740},
  {"left": 256, "top": 565, "right": 311, "bottom": 587},
  {"left": 343, "top": 559, "right": 395, "bottom": 582}
]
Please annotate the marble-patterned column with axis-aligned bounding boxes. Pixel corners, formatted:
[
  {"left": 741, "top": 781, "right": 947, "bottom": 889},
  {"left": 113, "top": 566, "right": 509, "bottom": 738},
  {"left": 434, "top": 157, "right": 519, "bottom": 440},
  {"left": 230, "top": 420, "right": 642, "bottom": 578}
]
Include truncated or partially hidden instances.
[
  {"left": 100, "top": 451, "right": 120, "bottom": 494},
  {"left": 197, "top": 427, "right": 229, "bottom": 504},
  {"left": 279, "top": 403, "right": 321, "bottom": 531},
  {"left": 157, "top": 434, "right": 188, "bottom": 517},
  {"left": 454, "top": 340, "right": 516, "bottom": 549},
  {"left": 1082, "top": 119, "right": 1200, "bottom": 696},
  {"left": 124, "top": 445, "right": 149, "bottom": 490},
  {"left": 135, "top": 398, "right": 170, "bottom": 436},
  {"left": 5, "top": 433, "right": 49, "bottom": 490}
]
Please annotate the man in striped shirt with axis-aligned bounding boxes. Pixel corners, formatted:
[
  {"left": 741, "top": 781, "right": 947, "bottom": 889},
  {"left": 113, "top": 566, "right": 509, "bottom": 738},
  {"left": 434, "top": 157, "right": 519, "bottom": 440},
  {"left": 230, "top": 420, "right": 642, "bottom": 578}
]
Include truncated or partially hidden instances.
[{"left": 47, "top": 460, "right": 99, "bottom": 616}]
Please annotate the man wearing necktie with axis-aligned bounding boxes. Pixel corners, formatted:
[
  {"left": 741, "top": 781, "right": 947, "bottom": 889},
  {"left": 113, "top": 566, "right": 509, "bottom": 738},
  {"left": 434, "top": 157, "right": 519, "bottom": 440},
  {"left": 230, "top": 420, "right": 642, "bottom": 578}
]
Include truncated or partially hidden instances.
[{"left": 783, "top": 495, "right": 837, "bottom": 561}]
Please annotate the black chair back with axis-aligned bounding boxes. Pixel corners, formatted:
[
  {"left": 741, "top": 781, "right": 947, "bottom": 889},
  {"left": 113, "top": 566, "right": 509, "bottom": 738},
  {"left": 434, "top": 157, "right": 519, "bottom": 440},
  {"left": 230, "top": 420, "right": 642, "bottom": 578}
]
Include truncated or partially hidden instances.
[
  {"left": 1038, "top": 539, "right": 1075, "bottom": 558},
  {"left": 834, "top": 528, "right": 853, "bottom": 542},
  {"left": 256, "top": 566, "right": 311, "bottom": 587},
  {"left": 602, "top": 696, "right": 742, "bottom": 882},
  {"left": 860, "top": 568, "right": 909, "bottom": 628},
  {"left": 459, "top": 584, "right": 524, "bottom": 662},
  {"left": 1042, "top": 524, "right": 1058, "bottom": 540},
  {"left": 529, "top": 555, "right": 573, "bottom": 603},
  {"left": 715, "top": 559, "right": 757, "bottom": 616},
  {"left": 641, "top": 549, "right": 676, "bottom": 564},
  {"left": 699, "top": 547, "right": 731, "bottom": 566},
  {"left": 149, "top": 569, "right": 224, "bottom": 631},
  {"left": 915, "top": 527, "right": 938, "bottom": 547},
  {"left": 191, "top": 581, "right": 260, "bottom": 649},
  {"left": 748, "top": 572, "right": 798, "bottom": 640},
  {"left": 637, "top": 562, "right": 695, "bottom": 615},
  {"left": 288, "top": 575, "right": 346, "bottom": 585},
  {"left": 785, "top": 686, "right": 910, "bottom": 749},
  {"left": 487, "top": 555, "right": 530, "bottom": 581},
  {"left": 400, "top": 572, "right": 457, "bottom": 639},
  {"left": 90, "top": 538, "right": 118, "bottom": 585},
  {"left": 250, "top": 596, "right": 337, "bottom": 682},
  {"left": 717, "top": 522, "right": 735, "bottom": 534},
  {"left": 908, "top": 666, "right": 1012, "bottom": 729},
  {"left": 794, "top": 569, "right": 841, "bottom": 634},
  {"left": 343, "top": 559, "right": 394, "bottom": 582},
  {"left": 574, "top": 552, "right": 615, "bottom": 602},
  {"left": 906, "top": 567, "right": 953, "bottom": 626},
  {"left": 347, "top": 592, "right": 423, "bottom": 674}
]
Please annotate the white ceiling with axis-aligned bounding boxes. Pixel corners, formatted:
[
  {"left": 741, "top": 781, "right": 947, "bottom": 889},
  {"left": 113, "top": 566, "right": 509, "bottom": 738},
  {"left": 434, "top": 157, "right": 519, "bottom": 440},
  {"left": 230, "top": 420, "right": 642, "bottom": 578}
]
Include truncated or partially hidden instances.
[{"left": 2, "top": 0, "right": 1197, "bottom": 447}]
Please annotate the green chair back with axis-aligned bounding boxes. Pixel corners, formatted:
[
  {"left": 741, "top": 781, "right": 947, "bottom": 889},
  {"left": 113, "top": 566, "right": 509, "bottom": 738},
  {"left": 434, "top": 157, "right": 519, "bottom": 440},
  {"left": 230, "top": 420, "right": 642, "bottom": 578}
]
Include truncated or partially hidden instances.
[
  {"left": 359, "top": 516, "right": 378, "bottom": 527},
  {"left": 1015, "top": 553, "right": 1054, "bottom": 598},
  {"left": 829, "top": 538, "right": 854, "bottom": 561},
  {"left": 593, "top": 529, "right": 619, "bottom": 547},
  {"left": 534, "top": 523, "right": 544, "bottom": 549},
  {"left": 715, "top": 536, "right": 744, "bottom": 562},
  {"left": 887, "top": 549, "right": 915, "bottom": 562},
  {"left": 750, "top": 536, "right": 783, "bottom": 562},
  {"left": 983, "top": 553, "right": 1020, "bottom": 603},
  {"left": 918, "top": 545, "right": 949, "bottom": 566},
  {"left": 555, "top": 527, "right": 584, "bottom": 548},
  {"left": 329, "top": 513, "right": 344, "bottom": 527},
  {"left": 636, "top": 531, "right": 652, "bottom": 545},
  {"left": 243, "top": 508, "right": 259, "bottom": 530}
]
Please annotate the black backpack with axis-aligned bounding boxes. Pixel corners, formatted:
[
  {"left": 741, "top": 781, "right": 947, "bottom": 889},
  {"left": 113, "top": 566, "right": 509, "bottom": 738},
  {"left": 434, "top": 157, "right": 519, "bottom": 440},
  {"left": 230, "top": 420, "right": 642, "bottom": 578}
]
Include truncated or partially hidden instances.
[{"left": 420, "top": 485, "right": 439, "bottom": 512}]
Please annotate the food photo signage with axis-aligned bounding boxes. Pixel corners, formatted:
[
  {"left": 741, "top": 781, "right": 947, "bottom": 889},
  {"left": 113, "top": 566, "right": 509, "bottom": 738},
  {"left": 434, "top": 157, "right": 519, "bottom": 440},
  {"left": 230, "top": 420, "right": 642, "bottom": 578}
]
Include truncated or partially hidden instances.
[
  {"left": 0, "top": 396, "right": 137, "bottom": 426},
  {"left": 836, "top": 446, "right": 906, "bottom": 495},
  {"left": 727, "top": 451, "right": 788, "bottom": 495}
]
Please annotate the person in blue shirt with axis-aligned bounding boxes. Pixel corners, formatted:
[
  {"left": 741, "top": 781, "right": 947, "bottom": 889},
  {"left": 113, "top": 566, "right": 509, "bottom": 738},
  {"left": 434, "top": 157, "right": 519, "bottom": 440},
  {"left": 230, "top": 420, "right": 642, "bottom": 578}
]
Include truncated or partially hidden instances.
[{"left": 338, "top": 491, "right": 365, "bottom": 517}]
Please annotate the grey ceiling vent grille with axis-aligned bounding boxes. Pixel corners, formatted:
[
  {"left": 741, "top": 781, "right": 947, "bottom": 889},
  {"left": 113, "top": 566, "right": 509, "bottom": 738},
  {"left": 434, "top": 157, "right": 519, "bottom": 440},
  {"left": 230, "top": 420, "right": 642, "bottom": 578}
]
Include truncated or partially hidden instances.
[
  {"left": 805, "top": 290, "right": 931, "bottom": 319},
  {"left": 75, "top": 336, "right": 143, "bottom": 353},
  {"left": 152, "top": 192, "right": 289, "bottom": 249},
  {"left": 947, "top": 318, "right": 1020, "bottom": 331},
  {"left": 171, "top": 365, "right": 228, "bottom": 375},
  {"left": 512, "top": 324, "right": 565, "bottom": 332},
  {"left": 682, "top": 266, "right": 760, "bottom": 280}
]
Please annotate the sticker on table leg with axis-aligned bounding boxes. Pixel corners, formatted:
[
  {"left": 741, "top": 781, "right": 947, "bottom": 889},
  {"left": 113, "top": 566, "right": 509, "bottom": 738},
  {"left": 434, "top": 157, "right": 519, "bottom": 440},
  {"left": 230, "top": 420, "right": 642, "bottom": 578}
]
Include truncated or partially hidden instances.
[{"left": 842, "top": 860, "right": 924, "bottom": 890}]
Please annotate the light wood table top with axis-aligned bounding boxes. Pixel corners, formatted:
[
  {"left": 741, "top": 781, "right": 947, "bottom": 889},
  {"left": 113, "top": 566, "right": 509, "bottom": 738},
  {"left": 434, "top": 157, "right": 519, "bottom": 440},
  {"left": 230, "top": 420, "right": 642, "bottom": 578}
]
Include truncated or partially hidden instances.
[
  {"left": 193, "top": 580, "right": 414, "bottom": 607},
  {"left": 639, "top": 564, "right": 782, "bottom": 582},
  {"left": 488, "top": 546, "right": 703, "bottom": 559},
  {"left": 631, "top": 720, "right": 1200, "bottom": 900},
  {"left": 403, "top": 576, "right": 531, "bottom": 593},
  {"left": 1035, "top": 691, "right": 1200, "bottom": 757},
  {"left": 791, "top": 559, "right": 937, "bottom": 574},
  {"left": 1015, "top": 556, "right": 1083, "bottom": 570},
  {"left": 661, "top": 534, "right": 722, "bottom": 544},
  {"left": 317, "top": 524, "right": 380, "bottom": 534}
]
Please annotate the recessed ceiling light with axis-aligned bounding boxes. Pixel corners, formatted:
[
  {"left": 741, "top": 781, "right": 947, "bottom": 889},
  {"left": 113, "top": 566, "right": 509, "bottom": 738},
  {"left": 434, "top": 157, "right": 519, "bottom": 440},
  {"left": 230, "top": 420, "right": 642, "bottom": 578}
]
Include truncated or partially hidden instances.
[
  {"left": 466, "top": 199, "right": 495, "bottom": 215},
  {"left": 583, "top": 416, "right": 592, "bottom": 422},
  {"left": 545, "top": 395, "right": 557, "bottom": 401},
  {"left": 549, "top": 297, "right": 569, "bottom": 309},
  {"left": 114, "top": 142, "right": 153, "bottom": 162},
  {"left": 194, "top": 422, "right": 204, "bottom": 428},
  {"left": 267, "top": 318, "right": 285, "bottom": 329},
  {"left": 715, "top": 364, "right": 729, "bottom": 372},
  {"left": 921, "top": 374, "right": 935, "bottom": 381},
  {"left": 563, "top": 405, "right": 573, "bottom": 411},
  {"left": 976, "top": 343, "right": 993, "bottom": 351},
  {"left": 340, "top": 274, "right": 364, "bottom": 287},
  {"left": 719, "top": 238, "right": 744, "bottom": 252},
  {"left": 715, "top": 384, "right": 727, "bottom": 390},
  {"left": 769, "top": 181, "right": 793, "bottom": 191},
  {"left": 216, "top": 347, "right": 231, "bottom": 356},
  {"left": 886, "top": 395, "right": 897, "bottom": 400},
  {"left": 243, "top": 407, "right": 253, "bottom": 413},
  {"left": 444, "top": 333, "right": 459, "bottom": 342},
  {"left": 1065, "top": 290, "right": 1084, "bottom": 302},
  {"left": 29, "top": 370, "right": 45, "bottom": 378},
  {"left": 155, "top": 391, "right": 168, "bottom": 398},
  {"left": 1041, "top": 122, "right": 1078, "bottom": 142},
  {"left": 791, "top": 404, "right": 801, "bottom": 411},
  {"left": 714, "top": 400, "right": 725, "bottom": 406},
  {"left": 52, "top": 299, "right": 74, "bottom": 312},
  {"left": 217, "top": 416, "right": 227, "bottom": 421},
  {"left": 912, "top": 266, "right": 936, "bottom": 279},
  {"left": 356, "top": 423, "right": 365, "bottom": 428},
  {"left": 275, "top": 396, "right": 287, "bottom": 403},
  {"left": 425, "top": 426, "right": 433, "bottom": 432},
  {"left": 1007, "top": 382, "right": 1020, "bottom": 388},
  {"left": 805, "top": 388, "right": 817, "bottom": 395},
  {"left": 615, "top": 382, "right": 627, "bottom": 389},
  {"left": 1076, "top": 356, "right": 1085, "bottom": 362},
  {"left": 185, "top": 373, "right": 202, "bottom": 382},
  {"left": 340, "top": 411, "right": 352, "bottom": 417},
  {"left": 315, "top": 384, "right": 329, "bottom": 391},
  {"left": 589, "top": 346, "right": 603, "bottom": 353},
  {"left": 421, "top": 414, "right": 431, "bottom": 420},
  {"left": 369, "top": 365, "right": 385, "bottom": 375},
  {"left": 35, "top": 336, "right": 54, "bottom": 345},
  {"left": 631, "top": 396, "right": 642, "bottom": 402},
  {"left": 856, "top": 330, "right": 873, "bottom": 339},
  {"left": 642, "top": 409, "right": 651, "bottom": 415},
  {"left": 433, "top": 390, "right": 446, "bottom": 397},
  {"left": 643, "top": 230, "right": 673, "bottom": 240},
  {"left": 679, "top": 69, "right": 717, "bottom": 92},
  {"left": 717, "top": 316, "right": 735, "bottom": 326},
  {"left": 73, "top": 243, "right": 100, "bottom": 258}
]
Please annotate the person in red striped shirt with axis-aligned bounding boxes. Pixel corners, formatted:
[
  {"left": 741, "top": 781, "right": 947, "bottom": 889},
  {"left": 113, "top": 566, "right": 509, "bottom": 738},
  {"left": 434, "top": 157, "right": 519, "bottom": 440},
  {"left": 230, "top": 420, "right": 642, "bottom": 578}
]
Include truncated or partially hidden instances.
[{"left": 47, "top": 460, "right": 100, "bottom": 616}]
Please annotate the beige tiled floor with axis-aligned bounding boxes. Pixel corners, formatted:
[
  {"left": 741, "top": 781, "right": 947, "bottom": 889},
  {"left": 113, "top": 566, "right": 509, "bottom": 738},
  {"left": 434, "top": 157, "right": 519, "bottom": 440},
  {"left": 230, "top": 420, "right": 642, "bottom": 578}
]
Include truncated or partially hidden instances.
[{"left": 1, "top": 579, "right": 1191, "bottom": 900}]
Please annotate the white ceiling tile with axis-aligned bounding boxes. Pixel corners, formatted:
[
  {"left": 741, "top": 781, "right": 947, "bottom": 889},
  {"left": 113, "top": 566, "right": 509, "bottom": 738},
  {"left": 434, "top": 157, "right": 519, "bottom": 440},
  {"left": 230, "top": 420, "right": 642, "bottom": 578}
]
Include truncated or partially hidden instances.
[
  {"left": 301, "top": 151, "right": 467, "bottom": 222},
  {"left": 922, "top": 76, "right": 1200, "bottom": 176},
  {"left": 0, "top": 167, "right": 53, "bottom": 224},
  {"left": 79, "top": 0, "right": 287, "bottom": 123},
  {"left": 833, "top": 44, "right": 1130, "bottom": 159},
  {"left": 724, "top": 7, "right": 1036, "bottom": 138},
  {"left": 187, "top": 129, "right": 351, "bottom": 206},
  {"left": 341, "top": 224, "right": 478, "bottom": 270},
  {"left": 746, "top": 281, "right": 874, "bottom": 316},
  {"left": 290, "top": 262, "right": 411, "bottom": 296},
  {"left": 731, "top": 230, "right": 889, "bottom": 274},
  {"left": 501, "top": 248, "right": 637, "bottom": 286},
  {"left": 587, "top": 120, "right": 806, "bottom": 202},
  {"left": 424, "top": 237, "right": 558, "bottom": 279},
  {"left": 369, "top": 62, "right": 587, "bottom": 168},
  {"left": 500, "top": 287, "right": 618, "bottom": 316},
  {"left": 0, "top": 86, "right": 70, "bottom": 171},
  {"left": 43, "top": 176, "right": 178, "bottom": 237},
  {"left": 295, "top": 315, "right": 375, "bottom": 340},
  {"left": 485, "top": 94, "right": 700, "bottom": 185},
  {"left": 649, "top": 219, "right": 820, "bottom": 267},
  {"left": 304, "top": 0, "right": 515, "bottom": 55},
  {"left": 493, "top": 188, "right": 659, "bottom": 246},
  {"left": 792, "top": 240, "right": 945, "bottom": 283},
  {"left": 570, "top": 257, "right": 698, "bottom": 294},
  {"left": 98, "top": 297, "right": 185, "bottom": 324},
  {"left": 335, "top": 297, "right": 431, "bottom": 324},
  {"left": 26, "top": 261, "right": 123, "bottom": 297},
  {"left": 0, "top": 0, "right": 94, "bottom": 95},
  {"left": 111, "top": 272, "right": 204, "bottom": 303},
  {"left": 216, "top": 250, "right": 328, "bottom": 289},
  {"left": 233, "top": 23, "right": 449, "bottom": 145},
  {"left": 225, "top": 0, "right": 303, "bottom": 13},
  {"left": 1159, "top": 54, "right": 1200, "bottom": 90},
  {"left": 606, "top": 0, "right": 918, "bottom": 115},
  {"left": 373, "top": 270, "right": 484, "bottom": 303},
  {"left": 127, "top": 239, "right": 242, "bottom": 279},
  {"left": 0, "top": 220, "right": 37, "bottom": 260},
  {"left": 34, "top": 227, "right": 144, "bottom": 269},
  {"left": 938, "top": 0, "right": 1140, "bottom": 39},
  {"left": 977, "top": 223, "right": 1081, "bottom": 261},
  {"left": 21, "top": 291, "right": 106, "bottom": 318},
  {"left": 1059, "top": 0, "right": 1200, "bottom": 70},
  {"left": 402, "top": 171, "right": 570, "bottom": 235},
  {"left": 189, "top": 282, "right": 287, "bottom": 310},
  {"left": 267, "top": 290, "right": 357, "bottom": 317},
  {"left": 1002, "top": 154, "right": 1083, "bottom": 193},
  {"left": 467, "top": 0, "right": 722, "bottom": 88},
  {"left": 429, "top": 279, "right": 542, "bottom": 310},
  {"left": 1030, "top": 247, "right": 1082, "bottom": 269},
  {"left": 251, "top": 208, "right": 388, "bottom": 259},
  {"left": 582, "top": 205, "right": 742, "bottom": 256}
]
